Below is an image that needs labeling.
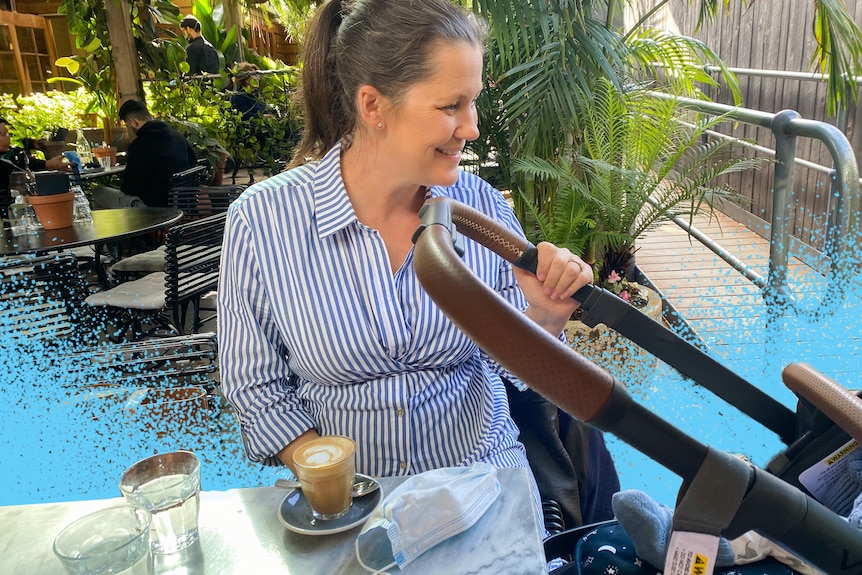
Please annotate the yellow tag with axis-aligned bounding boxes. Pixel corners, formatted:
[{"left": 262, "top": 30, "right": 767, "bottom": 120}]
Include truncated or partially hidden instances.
[{"left": 664, "top": 531, "right": 718, "bottom": 575}]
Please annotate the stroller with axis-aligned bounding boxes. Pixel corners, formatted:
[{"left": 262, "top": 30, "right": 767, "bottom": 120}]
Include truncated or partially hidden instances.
[{"left": 411, "top": 197, "right": 862, "bottom": 575}]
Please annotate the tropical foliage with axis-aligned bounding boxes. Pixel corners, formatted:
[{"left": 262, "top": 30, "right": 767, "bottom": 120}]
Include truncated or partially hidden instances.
[
  {"left": 512, "top": 78, "right": 767, "bottom": 282},
  {"left": 55, "top": 0, "right": 188, "bottom": 119},
  {"left": 470, "top": 0, "right": 745, "bottom": 269},
  {"left": 0, "top": 89, "right": 92, "bottom": 145}
]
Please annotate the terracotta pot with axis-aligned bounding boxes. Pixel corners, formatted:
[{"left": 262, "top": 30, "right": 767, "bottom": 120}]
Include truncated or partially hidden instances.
[
  {"left": 92, "top": 146, "right": 117, "bottom": 167},
  {"left": 28, "top": 191, "right": 74, "bottom": 229},
  {"left": 564, "top": 283, "right": 662, "bottom": 392}
]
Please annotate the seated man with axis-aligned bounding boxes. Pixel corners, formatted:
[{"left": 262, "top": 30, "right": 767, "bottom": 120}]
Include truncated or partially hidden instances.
[{"left": 92, "top": 99, "right": 198, "bottom": 209}]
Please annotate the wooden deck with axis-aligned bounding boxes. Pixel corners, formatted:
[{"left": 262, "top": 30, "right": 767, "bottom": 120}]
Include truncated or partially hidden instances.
[
  {"left": 608, "top": 210, "right": 862, "bottom": 506},
  {"left": 635, "top": 211, "right": 861, "bottom": 385}
]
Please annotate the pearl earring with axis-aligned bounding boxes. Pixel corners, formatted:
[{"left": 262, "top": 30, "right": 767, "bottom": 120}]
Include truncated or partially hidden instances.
[{"left": 377, "top": 122, "right": 383, "bottom": 129}]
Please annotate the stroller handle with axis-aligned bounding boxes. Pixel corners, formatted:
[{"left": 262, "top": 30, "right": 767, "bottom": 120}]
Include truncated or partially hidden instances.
[
  {"left": 412, "top": 197, "right": 617, "bottom": 423},
  {"left": 784, "top": 362, "right": 862, "bottom": 444},
  {"left": 413, "top": 197, "right": 862, "bottom": 574}
]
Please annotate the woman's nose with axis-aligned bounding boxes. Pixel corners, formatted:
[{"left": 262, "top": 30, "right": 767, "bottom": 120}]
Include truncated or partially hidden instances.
[{"left": 458, "top": 111, "right": 480, "bottom": 142}]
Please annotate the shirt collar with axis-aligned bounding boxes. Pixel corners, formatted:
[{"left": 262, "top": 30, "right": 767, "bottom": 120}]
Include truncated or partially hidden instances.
[
  {"left": 312, "top": 141, "right": 448, "bottom": 239},
  {"left": 313, "top": 141, "right": 358, "bottom": 239}
]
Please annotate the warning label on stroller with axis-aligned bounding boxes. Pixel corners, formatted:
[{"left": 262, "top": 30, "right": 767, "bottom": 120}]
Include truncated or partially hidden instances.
[
  {"left": 665, "top": 531, "right": 718, "bottom": 575},
  {"left": 799, "top": 438, "right": 861, "bottom": 514}
]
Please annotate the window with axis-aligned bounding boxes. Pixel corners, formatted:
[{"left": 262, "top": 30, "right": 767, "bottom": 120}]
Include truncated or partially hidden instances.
[{"left": 0, "top": 11, "right": 59, "bottom": 96}]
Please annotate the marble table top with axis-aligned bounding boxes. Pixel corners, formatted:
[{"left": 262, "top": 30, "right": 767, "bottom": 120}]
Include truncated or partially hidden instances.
[{"left": 0, "top": 467, "right": 548, "bottom": 574}]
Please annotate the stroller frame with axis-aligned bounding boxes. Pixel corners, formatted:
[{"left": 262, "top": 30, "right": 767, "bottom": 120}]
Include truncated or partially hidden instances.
[{"left": 411, "top": 197, "right": 862, "bottom": 575}]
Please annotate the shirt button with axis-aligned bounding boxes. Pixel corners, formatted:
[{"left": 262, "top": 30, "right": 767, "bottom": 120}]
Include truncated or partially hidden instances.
[
  {"left": 399, "top": 461, "right": 407, "bottom": 470},
  {"left": 396, "top": 409, "right": 404, "bottom": 417}
]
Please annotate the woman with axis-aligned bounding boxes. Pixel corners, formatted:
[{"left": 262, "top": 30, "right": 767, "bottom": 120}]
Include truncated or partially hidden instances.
[
  {"left": 217, "top": 0, "right": 592, "bottom": 511},
  {"left": 0, "top": 118, "right": 69, "bottom": 212},
  {"left": 229, "top": 62, "right": 269, "bottom": 121}
]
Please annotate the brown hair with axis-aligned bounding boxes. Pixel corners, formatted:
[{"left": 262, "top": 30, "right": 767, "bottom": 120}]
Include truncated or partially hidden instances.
[
  {"left": 289, "top": 0, "right": 487, "bottom": 168},
  {"left": 233, "top": 62, "right": 260, "bottom": 90}
]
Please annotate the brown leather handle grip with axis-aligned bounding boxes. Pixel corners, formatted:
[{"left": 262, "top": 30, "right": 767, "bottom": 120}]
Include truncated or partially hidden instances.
[
  {"left": 412, "top": 197, "right": 619, "bottom": 422},
  {"left": 783, "top": 362, "right": 862, "bottom": 444}
]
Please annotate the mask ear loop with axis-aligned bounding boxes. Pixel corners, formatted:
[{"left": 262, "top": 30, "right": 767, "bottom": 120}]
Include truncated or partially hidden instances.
[{"left": 354, "top": 537, "right": 396, "bottom": 575}]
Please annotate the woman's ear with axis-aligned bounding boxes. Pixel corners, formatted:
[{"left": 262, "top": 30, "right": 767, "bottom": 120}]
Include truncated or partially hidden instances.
[{"left": 356, "top": 85, "right": 386, "bottom": 131}]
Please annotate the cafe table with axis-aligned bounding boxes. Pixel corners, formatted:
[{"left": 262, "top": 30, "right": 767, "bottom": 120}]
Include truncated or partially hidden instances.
[
  {"left": 0, "top": 468, "right": 549, "bottom": 574},
  {"left": 0, "top": 207, "right": 183, "bottom": 287},
  {"left": 78, "top": 164, "right": 127, "bottom": 181}
]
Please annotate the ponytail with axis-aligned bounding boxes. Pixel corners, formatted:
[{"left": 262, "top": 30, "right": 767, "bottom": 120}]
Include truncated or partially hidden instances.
[{"left": 289, "top": 0, "right": 348, "bottom": 167}]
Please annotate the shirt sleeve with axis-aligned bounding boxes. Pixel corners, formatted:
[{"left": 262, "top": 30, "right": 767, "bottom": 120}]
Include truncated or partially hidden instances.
[{"left": 217, "top": 204, "right": 317, "bottom": 465}]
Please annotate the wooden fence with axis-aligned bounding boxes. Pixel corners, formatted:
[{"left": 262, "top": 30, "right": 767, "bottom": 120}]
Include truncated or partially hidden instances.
[{"left": 629, "top": 0, "right": 862, "bottom": 259}]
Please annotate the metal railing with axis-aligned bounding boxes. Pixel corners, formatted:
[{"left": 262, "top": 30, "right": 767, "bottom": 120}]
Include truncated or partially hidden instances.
[{"left": 650, "top": 92, "right": 861, "bottom": 315}]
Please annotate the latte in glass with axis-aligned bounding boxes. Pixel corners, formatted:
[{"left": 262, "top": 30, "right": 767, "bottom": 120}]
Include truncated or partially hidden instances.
[{"left": 292, "top": 436, "right": 356, "bottom": 520}]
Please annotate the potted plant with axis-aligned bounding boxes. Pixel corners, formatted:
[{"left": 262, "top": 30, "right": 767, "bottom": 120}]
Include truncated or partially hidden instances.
[
  {"left": 512, "top": 78, "right": 768, "bottom": 384},
  {"left": 0, "top": 90, "right": 93, "bottom": 159},
  {"left": 147, "top": 79, "right": 233, "bottom": 184}
]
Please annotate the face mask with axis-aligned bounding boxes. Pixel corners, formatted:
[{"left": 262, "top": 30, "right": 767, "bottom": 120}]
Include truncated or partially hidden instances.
[{"left": 354, "top": 462, "right": 501, "bottom": 574}]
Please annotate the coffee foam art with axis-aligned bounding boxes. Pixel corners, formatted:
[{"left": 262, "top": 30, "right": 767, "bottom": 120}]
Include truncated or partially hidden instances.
[
  {"left": 301, "top": 444, "right": 345, "bottom": 466},
  {"left": 294, "top": 436, "right": 354, "bottom": 469}
]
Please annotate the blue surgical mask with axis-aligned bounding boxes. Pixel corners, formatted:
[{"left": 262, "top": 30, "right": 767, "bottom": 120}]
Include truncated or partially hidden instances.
[{"left": 354, "top": 462, "right": 501, "bottom": 573}]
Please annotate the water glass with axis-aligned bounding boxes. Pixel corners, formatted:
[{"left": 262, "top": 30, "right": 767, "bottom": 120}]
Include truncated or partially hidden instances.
[
  {"left": 8, "top": 200, "right": 28, "bottom": 236},
  {"left": 118, "top": 451, "right": 201, "bottom": 554},
  {"left": 71, "top": 185, "right": 93, "bottom": 223},
  {"left": 53, "top": 505, "right": 153, "bottom": 575}
]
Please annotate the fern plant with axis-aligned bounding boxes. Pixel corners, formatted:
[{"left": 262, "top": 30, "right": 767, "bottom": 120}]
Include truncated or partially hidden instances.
[{"left": 514, "top": 78, "right": 768, "bottom": 286}]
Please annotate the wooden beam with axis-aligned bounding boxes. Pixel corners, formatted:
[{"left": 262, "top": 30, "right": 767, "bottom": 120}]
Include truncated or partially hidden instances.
[
  {"left": 104, "top": 0, "right": 142, "bottom": 106},
  {"left": 223, "top": 0, "right": 244, "bottom": 64}
]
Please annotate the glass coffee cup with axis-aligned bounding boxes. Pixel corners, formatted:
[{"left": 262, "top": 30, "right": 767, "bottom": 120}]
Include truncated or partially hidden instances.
[{"left": 292, "top": 436, "right": 356, "bottom": 520}]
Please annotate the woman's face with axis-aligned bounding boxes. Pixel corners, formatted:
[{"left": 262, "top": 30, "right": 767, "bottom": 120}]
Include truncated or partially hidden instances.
[
  {"left": 381, "top": 41, "right": 483, "bottom": 188},
  {"left": 0, "top": 123, "right": 11, "bottom": 152}
]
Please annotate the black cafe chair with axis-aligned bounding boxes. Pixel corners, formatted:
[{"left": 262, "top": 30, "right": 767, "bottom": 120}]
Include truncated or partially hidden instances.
[
  {"left": 64, "top": 332, "right": 223, "bottom": 444},
  {"left": 169, "top": 164, "right": 245, "bottom": 223},
  {"left": 84, "top": 212, "right": 226, "bottom": 340},
  {"left": 0, "top": 253, "right": 95, "bottom": 349},
  {"left": 110, "top": 166, "right": 243, "bottom": 281},
  {"left": 66, "top": 331, "right": 219, "bottom": 395}
]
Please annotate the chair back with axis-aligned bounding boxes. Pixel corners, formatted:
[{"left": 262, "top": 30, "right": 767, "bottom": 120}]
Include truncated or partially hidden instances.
[
  {"left": 67, "top": 332, "right": 221, "bottom": 442},
  {"left": 164, "top": 212, "right": 226, "bottom": 333},
  {"left": 0, "top": 254, "right": 90, "bottom": 347},
  {"left": 68, "top": 332, "right": 219, "bottom": 390},
  {"left": 169, "top": 165, "right": 244, "bottom": 222}
]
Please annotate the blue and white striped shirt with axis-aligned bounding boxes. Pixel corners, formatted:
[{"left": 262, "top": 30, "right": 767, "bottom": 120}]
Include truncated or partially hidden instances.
[{"left": 217, "top": 142, "right": 533, "bottom": 478}]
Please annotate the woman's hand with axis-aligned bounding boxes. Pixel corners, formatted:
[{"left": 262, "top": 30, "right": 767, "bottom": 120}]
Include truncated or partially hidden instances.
[
  {"left": 513, "top": 241, "right": 593, "bottom": 336},
  {"left": 45, "top": 155, "right": 71, "bottom": 172},
  {"left": 277, "top": 428, "right": 321, "bottom": 474}
]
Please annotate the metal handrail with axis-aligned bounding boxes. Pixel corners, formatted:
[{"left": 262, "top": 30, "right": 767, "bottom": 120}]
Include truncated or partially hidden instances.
[{"left": 650, "top": 92, "right": 861, "bottom": 314}]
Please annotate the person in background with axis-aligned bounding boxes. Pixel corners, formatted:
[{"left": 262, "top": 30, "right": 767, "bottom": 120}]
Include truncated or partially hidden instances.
[
  {"left": 0, "top": 117, "right": 69, "bottom": 213},
  {"left": 229, "top": 62, "right": 269, "bottom": 121},
  {"left": 180, "top": 15, "right": 220, "bottom": 75},
  {"left": 217, "top": 0, "right": 593, "bottom": 533},
  {"left": 91, "top": 99, "right": 197, "bottom": 209}
]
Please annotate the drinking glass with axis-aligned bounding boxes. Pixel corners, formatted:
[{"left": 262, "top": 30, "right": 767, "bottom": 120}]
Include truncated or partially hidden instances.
[
  {"left": 118, "top": 451, "right": 201, "bottom": 554},
  {"left": 53, "top": 505, "right": 153, "bottom": 575}
]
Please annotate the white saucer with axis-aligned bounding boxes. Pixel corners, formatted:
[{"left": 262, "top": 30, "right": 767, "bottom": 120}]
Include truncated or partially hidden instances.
[{"left": 277, "top": 474, "right": 383, "bottom": 536}]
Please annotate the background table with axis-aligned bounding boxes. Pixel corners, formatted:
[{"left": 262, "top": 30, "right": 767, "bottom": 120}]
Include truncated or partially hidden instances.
[
  {"left": 0, "top": 468, "right": 548, "bottom": 575},
  {"left": 78, "top": 165, "right": 126, "bottom": 181},
  {"left": 0, "top": 207, "right": 183, "bottom": 286}
]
